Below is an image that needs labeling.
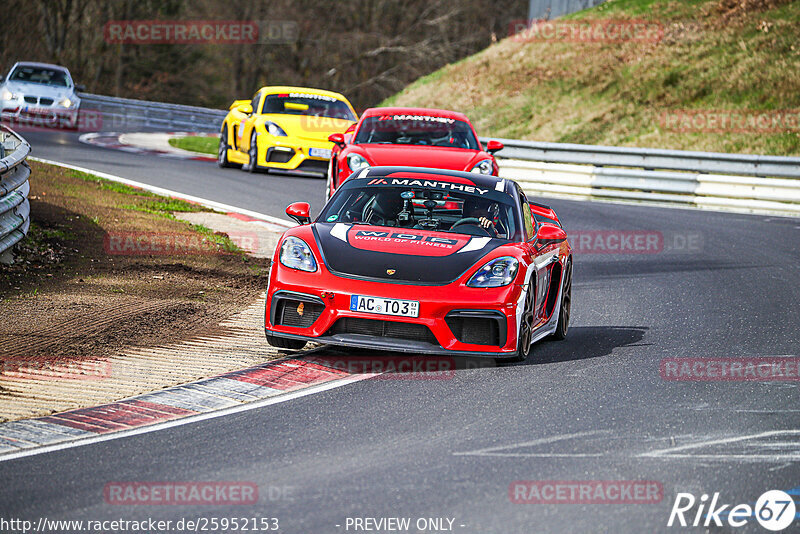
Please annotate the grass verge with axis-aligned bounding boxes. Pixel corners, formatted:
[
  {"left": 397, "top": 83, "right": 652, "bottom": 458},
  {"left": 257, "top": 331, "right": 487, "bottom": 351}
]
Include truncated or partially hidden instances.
[{"left": 169, "top": 134, "right": 219, "bottom": 155}]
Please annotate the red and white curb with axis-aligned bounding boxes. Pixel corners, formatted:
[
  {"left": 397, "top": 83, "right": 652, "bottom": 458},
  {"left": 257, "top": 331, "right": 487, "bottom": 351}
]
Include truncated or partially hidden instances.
[
  {"left": 0, "top": 357, "right": 377, "bottom": 461},
  {"left": 0, "top": 157, "right": 333, "bottom": 461},
  {"left": 78, "top": 131, "right": 217, "bottom": 162}
]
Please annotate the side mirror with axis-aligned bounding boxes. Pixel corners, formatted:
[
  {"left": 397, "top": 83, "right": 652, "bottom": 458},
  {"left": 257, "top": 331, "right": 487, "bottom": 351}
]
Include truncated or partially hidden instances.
[
  {"left": 486, "top": 140, "right": 504, "bottom": 154},
  {"left": 75, "top": 84, "right": 87, "bottom": 92},
  {"left": 328, "top": 132, "right": 346, "bottom": 147},
  {"left": 236, "top": 103, "right": 253, "bottom": 115},
  {"left": 536, "top": 223, "right": 567, "bottom": 245},
  {"left": 286, "top": 202, "right": 311, "bottom": 225}
]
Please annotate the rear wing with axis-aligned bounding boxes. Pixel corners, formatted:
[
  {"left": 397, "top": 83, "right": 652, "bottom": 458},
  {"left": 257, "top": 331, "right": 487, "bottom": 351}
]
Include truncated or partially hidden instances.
[{"left": 530, "top": 202, "right": 561, "bottom": 227}]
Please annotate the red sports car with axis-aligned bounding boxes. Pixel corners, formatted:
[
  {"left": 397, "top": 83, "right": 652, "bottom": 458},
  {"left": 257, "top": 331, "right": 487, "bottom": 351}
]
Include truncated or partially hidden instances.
[
  {"left": 265, "top": 167, "right": 572, "bottom": 362},
  {"left": 325, "top": 107, "right": 504, "bottom": 201}
]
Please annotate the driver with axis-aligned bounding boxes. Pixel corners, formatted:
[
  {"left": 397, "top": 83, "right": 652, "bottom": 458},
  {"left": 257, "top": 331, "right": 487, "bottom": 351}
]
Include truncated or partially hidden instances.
[{"left": 460, "top": 198, "right": 499, "bottom": 236}]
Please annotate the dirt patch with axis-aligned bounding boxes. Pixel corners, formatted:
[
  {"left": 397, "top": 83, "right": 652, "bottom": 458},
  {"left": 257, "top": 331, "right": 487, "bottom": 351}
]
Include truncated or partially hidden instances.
[
  {"left": 715, "top": 0, "right": 794, "bottom": 21},
  {"left": 0, "top": 162, "right": 273, "bottom": 417}
]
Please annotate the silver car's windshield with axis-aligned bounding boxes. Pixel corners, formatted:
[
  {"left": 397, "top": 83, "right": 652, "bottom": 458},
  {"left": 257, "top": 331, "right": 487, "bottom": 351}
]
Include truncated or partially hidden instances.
[{"left": 9, "top": 66, "right": 71, "bottom": 87}]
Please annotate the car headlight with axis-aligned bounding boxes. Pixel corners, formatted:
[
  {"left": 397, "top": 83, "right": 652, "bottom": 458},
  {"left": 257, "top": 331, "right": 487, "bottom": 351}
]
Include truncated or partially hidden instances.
[
  {"left": 347, "top": 153, "right": 369, "bottom": 171},
  {"left": 470, "top": 159, "right": 493, "bottom": 175},
  {"left": 467, "top": 256, "right": 518, "bottom": 288},
  {"left": 265, "top": 121, "right": 287, "bottom": 136},
  {"left": 280, "top": 236, "right": 317, "bottom": 272},
  {"left": 1, "top": 88, "right": 17, "bottom": 101},
  {"left": 57, "top": 97, "right": 76, "bottom": 108}
]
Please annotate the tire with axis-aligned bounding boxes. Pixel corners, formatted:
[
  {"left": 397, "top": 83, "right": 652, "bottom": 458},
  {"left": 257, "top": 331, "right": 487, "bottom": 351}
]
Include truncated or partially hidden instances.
[
  {"left": 265, "top": 332, "right": 307, "bottom": 350},
  {"left": 217, "top": 127, "right": 236, "bottom": 168},
  {"left": 244, "top": 132, "right": 259, "bottom": 173},
  {"left": 550, "top": 259, "right": 572, "bottom": 340},
  {"left": 502, "top": 281, "right": 536, "bottom": 364}
]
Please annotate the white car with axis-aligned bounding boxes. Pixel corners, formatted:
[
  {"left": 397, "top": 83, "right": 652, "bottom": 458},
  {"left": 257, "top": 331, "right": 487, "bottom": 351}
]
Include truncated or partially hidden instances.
[{"left": 0, "top": 62, "right": 84, "bottom": 129}]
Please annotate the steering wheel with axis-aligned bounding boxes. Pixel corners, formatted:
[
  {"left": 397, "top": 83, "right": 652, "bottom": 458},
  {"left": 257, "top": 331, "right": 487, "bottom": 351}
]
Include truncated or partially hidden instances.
[
  {"left": 451, "top": 217, "right": 483, "bottom": 229},
  {"left": 450, "top": 217, "right": 493, "bottom": 236}
]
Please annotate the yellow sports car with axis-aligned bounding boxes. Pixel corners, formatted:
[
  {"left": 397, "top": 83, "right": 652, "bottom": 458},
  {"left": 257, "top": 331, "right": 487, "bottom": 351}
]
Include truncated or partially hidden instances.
[{"left": 218, "top": 86, "right": 357, "bottom": 176}]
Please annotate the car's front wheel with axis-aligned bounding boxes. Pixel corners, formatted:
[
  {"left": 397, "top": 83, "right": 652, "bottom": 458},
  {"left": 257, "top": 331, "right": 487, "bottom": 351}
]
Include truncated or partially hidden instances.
[
  {"left": 218, "top": 127, "right": 236, "bottom": 168},
  {"left": 244, "top": 132, "right": 259, "bottom": 173},
  {"left": 265, "top": 332, "right": 307, "bottom": 351},
  {"left": 503, "top": 282, "right": 535, "bottom": 364}
]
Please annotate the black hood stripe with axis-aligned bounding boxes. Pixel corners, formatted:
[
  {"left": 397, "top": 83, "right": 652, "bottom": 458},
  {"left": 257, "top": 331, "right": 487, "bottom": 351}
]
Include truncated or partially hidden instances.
[{"left": 312, "top": 224, "right": 504, "bottom": 285}]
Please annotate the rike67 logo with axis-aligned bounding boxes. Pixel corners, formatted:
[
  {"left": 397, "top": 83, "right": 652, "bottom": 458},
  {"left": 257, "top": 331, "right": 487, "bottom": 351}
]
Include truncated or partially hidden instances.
[{"left": 668, "top": 490, "right": 796, "bottom": 531}]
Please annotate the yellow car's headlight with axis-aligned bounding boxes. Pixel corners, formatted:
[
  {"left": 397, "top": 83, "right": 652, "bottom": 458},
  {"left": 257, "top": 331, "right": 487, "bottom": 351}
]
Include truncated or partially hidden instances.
[{"left": 265, "top": 121, "right": 287, "bottom": 137}]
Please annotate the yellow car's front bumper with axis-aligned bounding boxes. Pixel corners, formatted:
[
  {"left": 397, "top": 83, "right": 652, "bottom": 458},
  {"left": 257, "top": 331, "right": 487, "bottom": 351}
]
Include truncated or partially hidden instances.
[{"left": 254, "top": 134, "right": 332, "bottom": 175}]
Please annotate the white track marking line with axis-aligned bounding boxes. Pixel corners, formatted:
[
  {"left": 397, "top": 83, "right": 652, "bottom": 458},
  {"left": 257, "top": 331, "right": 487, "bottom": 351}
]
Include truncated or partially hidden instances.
[
  {"left": 639, "top": 430, "right": 800, "bottom": 459},
  {"left": 453, "top": 430, "right": 611, "bottom": 457},
  {"left": 28, "top": 156, "right": 295, "bottom": 228},
  {"left": 641, "top": 454, "right": 800, "bottom": 461},
  {"left": 0, "top": 373, "right": 378, "bottom": 464}
]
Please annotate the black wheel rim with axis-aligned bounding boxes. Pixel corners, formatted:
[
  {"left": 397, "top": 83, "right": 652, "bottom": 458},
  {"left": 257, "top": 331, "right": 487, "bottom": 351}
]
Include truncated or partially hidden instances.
[
  {"left": 561, "top": 262, "right": 572, "bottom": 333},
  {"left": 519, "top": 284, "right": 535, "bottom": 356},
  {"left": 249, "top": 136, "right": 257, "bottom": 168},
  {"left": 218, "top": 132, "right": 227, "bottom": 164}
]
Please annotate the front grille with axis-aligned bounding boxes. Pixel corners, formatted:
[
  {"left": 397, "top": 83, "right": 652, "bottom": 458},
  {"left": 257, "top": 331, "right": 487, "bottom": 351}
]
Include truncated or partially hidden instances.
[
  {"left": 40, "top": 98, "right": 54, "bottom": 106},
  {"left": 267, "top": 148, "right": 294, "bottom": 163},
  {"left": 445, "top": 312, "right": 505, "bottom": 346},
  {"left": 328, "top": 317, "right": 438, "bottom": 345},
  {"left": 23, "top": 96, "right": 37, "bottom": 104},
  {"left": 276, "top": 298, "right": 324, "bottom": 328},
  {"left": 297, "top": 159, "right": 328, "bottom": 174}
]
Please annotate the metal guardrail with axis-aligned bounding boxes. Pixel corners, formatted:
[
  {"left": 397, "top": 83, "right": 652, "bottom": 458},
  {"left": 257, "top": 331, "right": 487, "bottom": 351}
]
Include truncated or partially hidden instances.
[
  {"left": 78, "top": 93, "right": 226, "bottom": 133},
  {"left": 480, "top": 137, "right": 800, "bottom": 215},
  {"left": 481, "top": 137, "right": 800, "bottom": 178},
  {"left": 0, "top": 126, "right": 31, "bottom": 262}
]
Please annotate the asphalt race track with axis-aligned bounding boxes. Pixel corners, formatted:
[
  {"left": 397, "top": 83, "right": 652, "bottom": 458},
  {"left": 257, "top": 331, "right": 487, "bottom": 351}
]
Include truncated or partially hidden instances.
[{"left": 2, "top": 131, "right": 799, "bottom": 533}]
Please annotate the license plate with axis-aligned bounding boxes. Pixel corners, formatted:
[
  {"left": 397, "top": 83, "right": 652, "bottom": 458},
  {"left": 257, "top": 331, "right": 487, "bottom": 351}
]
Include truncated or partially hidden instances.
[
  {"left": 21, "top": 106, "right": 54, "bottom": 117},
  {"left": 309, "top": 147, "right": 332, "bottom": 159},
  {"left": 350, "top": 295, "right": 419, "bottom": 318}
]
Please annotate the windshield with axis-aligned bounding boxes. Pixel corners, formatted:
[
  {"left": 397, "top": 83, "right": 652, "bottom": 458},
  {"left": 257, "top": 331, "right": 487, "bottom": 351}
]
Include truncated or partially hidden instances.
[
  {"left": 261, "top": 93, "right": 356, "bottom": 120},
  {"left": 354, "top": 115, "right": 479, "bottom": 149},
  {"left": 320, "top": 183, "right": 519, "bottom": 240},
  {"left": 9, "top": 65, "right": 71, "bottom": 87}
]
